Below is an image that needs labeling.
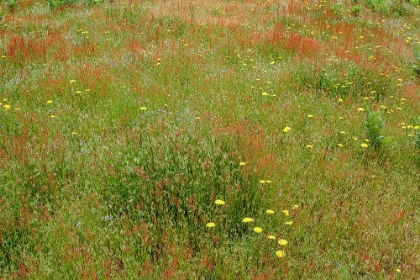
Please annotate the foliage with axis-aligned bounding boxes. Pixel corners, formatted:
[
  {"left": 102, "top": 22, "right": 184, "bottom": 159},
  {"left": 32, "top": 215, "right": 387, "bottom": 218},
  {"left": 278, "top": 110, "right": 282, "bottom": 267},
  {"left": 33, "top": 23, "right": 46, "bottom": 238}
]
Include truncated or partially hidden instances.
[
  {"left": 48, "top": 0, "right": 76, "bottom": 9},
  {"left": 412, "top": 44, "right": 420, "bottom": 76},
  {"left": 349, "top": 4, "right": 363, "bottom": 16},
  {"left": 1, "top": 0, "right": 419, "bottom": 278},
  {"left": 365, "top": 107, "right": 385, "bottom": 150}
]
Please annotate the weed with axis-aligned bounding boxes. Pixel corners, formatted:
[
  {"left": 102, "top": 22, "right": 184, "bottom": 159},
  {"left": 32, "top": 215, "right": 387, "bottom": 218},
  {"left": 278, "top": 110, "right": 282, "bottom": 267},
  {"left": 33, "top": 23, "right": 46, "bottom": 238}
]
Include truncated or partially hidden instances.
[{"left": 365, "top": 107, "right": 385, "bottom": 150}]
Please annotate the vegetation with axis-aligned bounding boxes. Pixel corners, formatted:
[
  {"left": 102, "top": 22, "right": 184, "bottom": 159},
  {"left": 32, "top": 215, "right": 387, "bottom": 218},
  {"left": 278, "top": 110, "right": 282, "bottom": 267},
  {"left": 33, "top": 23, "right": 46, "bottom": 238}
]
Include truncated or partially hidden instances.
[{"left": 1, "top": 0, "right": 419, "bottom": 278}]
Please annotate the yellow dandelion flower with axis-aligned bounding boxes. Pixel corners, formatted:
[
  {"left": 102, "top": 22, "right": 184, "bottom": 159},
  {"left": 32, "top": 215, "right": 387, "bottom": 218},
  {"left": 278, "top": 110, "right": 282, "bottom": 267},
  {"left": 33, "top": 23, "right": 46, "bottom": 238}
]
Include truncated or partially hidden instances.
[
  {"left": 268, "top": 235, "right": 276, "bottom": 240},
  {"left": 361, "top": 143, "right": 368, "bottom": 148},
  {"left": 307, "top": 114, "right": 313, "bottom": 118},
  {"left": 259, "top": 180, "right": 266, "bottom": 184},
  {"left": 76, "top": 90, "right": 82, "bottom": 94},
  {"left": 358, "top": 108, "right": 365, "bottom": 112},
  {"left": 47, "top": 100, "right": 53, "bottom": 104},
  {"left": 338, "top": 98, "right": 343, "bottom": 102},
  {"left": 266, "top": 209, "right": 275, "bottom": 214},
  {"left": 50, "top": 115, "right": 56, "bottom": 118},
  {"left": 278, "top": 239, "right": 288, "bottom": 246},
  {"left": 338, "top": 144, "right": 343, "bottom": 147},
  {"left": 414, "top": 126, "right": 419, "bottom": 130},
  {"left": 306, "top": 144, "right": 313, "bottom": 149},
  {"left": 275, "top": 250, "right": 286, "bottom": 258},
  {"left": 283, "top": 127, "right": 291, "bottom": 133},
  {"left": 285, "top": 221, "right": 293, "bottom": 226},
  {"left": 282, "top": 210, "right": 289, "bottom": 216},
  {"left": 72, "top": 132, "right": 78, "bottom": 135},
  {"left": 70, "top": 80, "right": 76, "bottom": 83},
  {"left": 239, "top": 162, "right": 246, "bottom": 166},
  {"left": 242, "top": 217, "right": 254, "bottom": 223},
  {"left": 262, "top": 92, "right": 269, "bottom": 96},
  {"left": 215, "top": 199, "right": 225, "bottom": 205},
  {"left": 253, "top": 227, "right": 263, "bottom": 233},
  {"left": 140, "top": 107, "right": 147, "bottom": 110},
  {"left": 206, "top": 222, "right": 216, "bottom": 228},
  {"left": 4, "top": 105, "right": 11, "bottom": 110},
  {"left": 396, "top": 269, "right": 401, "bottom": 273}
]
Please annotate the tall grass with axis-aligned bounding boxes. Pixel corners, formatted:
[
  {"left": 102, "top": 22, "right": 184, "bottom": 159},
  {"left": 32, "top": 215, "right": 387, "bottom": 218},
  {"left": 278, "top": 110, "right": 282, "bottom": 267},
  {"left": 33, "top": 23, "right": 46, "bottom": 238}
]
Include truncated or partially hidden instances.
[{"left": 0, "top": 0, "right": 419, "bottom": 278}]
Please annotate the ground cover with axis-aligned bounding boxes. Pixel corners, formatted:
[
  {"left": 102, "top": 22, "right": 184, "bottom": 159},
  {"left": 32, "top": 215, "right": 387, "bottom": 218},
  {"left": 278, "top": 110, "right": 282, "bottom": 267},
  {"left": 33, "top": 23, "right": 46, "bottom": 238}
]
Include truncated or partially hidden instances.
[{"left": 0, "top": 0, "right": 419, "bottom": 278}]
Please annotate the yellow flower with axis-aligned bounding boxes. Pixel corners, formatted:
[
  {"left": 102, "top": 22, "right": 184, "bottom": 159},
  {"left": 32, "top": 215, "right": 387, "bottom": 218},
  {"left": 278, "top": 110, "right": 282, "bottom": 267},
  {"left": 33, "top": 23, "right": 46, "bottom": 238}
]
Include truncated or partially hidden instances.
[
  {"left": 266, "top": 209, "right": 275, "bottom": 214},
  {"left": 215, "top": 199, "right": 225, "bottom": 205},
  {"left": 206, "top": 222, "right": 216, "bottom": 228},
  {"left": 76, "top": 90, "right": 82, "bottom": 94},
  {"left": 69, "top": 79, "right": 76, "bottom": 83},
  {"left": 242, "top": 217, "right": 254, "bottom": 223},
  {"left": 338, "top": 98, "right": 343, "bottom": 102},
  {"left": 268, "top": 235, "right": 276, "bottom": 240},
  {"left": 72, "top": 132, "right": 78, "bottom": 135},
  {"left": 282, "top": 210, "right": 289, "bottom": 216},
  {"left": 358, "top": 108, "right": 365, "bottom": 111},
  {"left": 4, "top": 105, "right": 10, "bottom": 110},
  {"left": 307, "top": 114, "right": 313, "bottom": 118},
  {"left": 293, "top": 205, "right": 299, "bottom": 209},
  {"left": 275, "top": 250, "right": 285, "bottom": 258},
  {"left": 306, "top": 144, "right": 313, "bottom": 149},
  {"left": 285, "top": 221, "right": 293, "bottom": 226},
  {"left": 259, "top": 180, "right": 266, "bottom": 184},
  {"left": 278, "top": 239, "right": 288, "bottom": 246},
  {"left": 396, "top": 269, "right": 401, "bottom": 273},
  {"left": 47, "top": 100, "right": 53, "bottom": 104},
  {"left": 361, "top": 143, "right": 368, "bottom": 148},
  {"left": 262, "top": 92, "right": 269, "bottom": 96},
  {"left": 337, "top": 144, "right": 343, "bottom": 147},
  {"left": 140, "top": 107, "right": 147, "bottom": 110},
  {"left": 239, "top": 162, "right": 246, "bottom": 166},
  {"left": 50, "top": 115, "right": 56, "bottom": 118},
  {"left": 283, "top": 126, "right": 291, "bottom": 133},
  {"left": 253, "top": 227, "right": 263, "bottom": 233}
]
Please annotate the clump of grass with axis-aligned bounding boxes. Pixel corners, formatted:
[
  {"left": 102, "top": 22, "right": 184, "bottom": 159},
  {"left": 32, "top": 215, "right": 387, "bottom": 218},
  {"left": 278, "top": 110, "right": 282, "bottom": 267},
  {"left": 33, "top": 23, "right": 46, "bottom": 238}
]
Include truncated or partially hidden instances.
[{"left": 102, "top": 121, "right": 266, "bottom": 259}]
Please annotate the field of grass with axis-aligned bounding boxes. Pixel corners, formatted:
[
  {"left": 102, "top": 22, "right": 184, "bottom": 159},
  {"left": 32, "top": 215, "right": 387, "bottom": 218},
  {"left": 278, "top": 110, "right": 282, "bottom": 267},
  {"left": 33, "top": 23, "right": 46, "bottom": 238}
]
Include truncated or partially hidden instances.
[{"left": 1, "top": 0, "right": 420, "bottom": 278}]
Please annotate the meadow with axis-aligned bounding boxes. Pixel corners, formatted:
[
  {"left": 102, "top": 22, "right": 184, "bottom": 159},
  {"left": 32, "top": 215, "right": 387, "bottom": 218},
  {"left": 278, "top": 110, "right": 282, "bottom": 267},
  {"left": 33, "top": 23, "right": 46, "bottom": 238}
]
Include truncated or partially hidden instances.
[{"left": 1, "top": 0, "right": 419, "bottom": 278}]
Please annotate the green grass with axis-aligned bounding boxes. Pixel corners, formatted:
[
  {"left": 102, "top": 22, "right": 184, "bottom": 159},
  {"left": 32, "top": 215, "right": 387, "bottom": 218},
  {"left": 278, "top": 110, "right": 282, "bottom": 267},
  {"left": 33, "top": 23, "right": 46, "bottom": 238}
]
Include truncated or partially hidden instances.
[{"left": 0, "top": 0, "right": 419, "bottom": 278}]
